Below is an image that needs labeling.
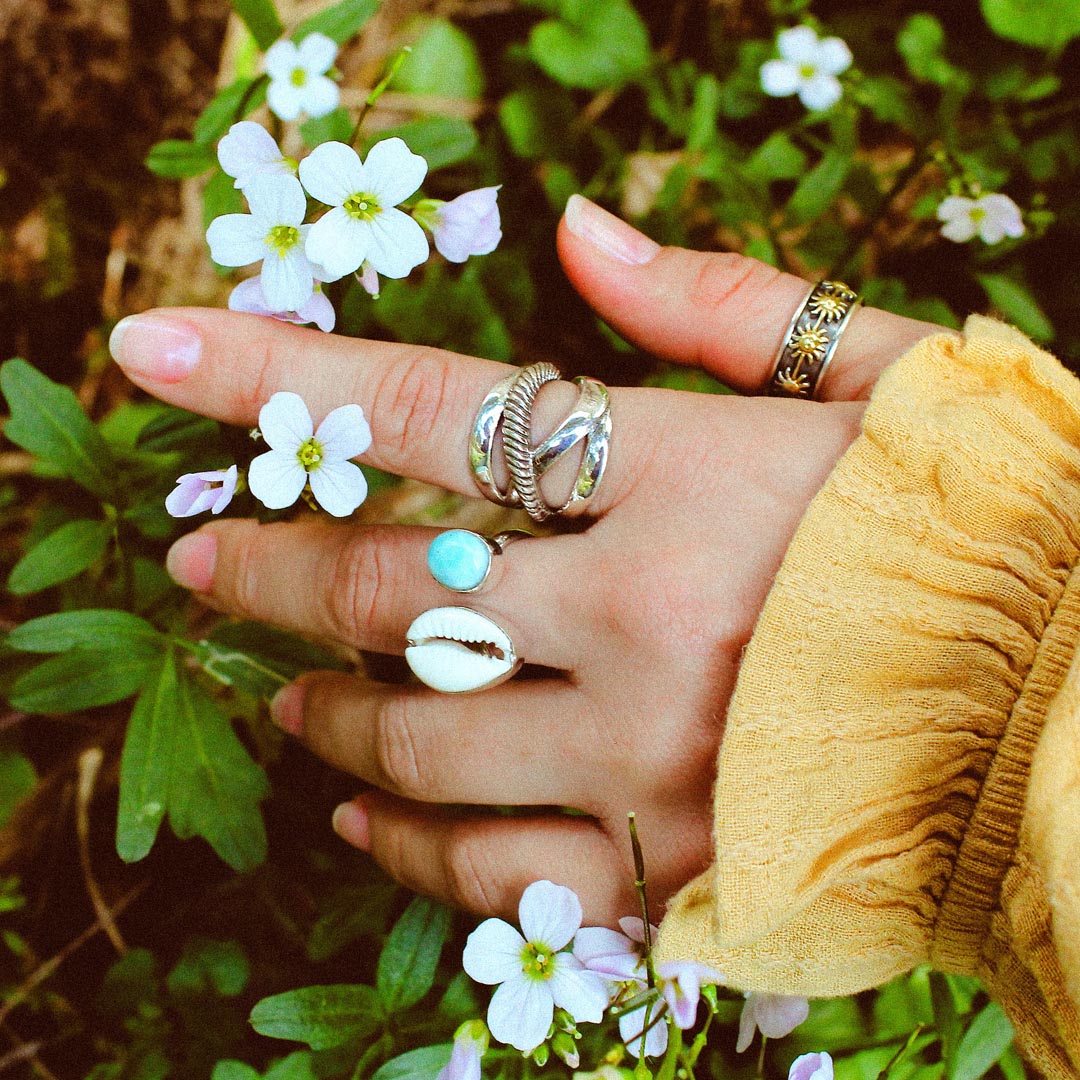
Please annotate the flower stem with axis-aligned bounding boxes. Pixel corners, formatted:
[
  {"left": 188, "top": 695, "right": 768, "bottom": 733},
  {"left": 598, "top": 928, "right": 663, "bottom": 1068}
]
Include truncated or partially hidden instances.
[
  {"left": 875, "top": 1024, "right": 925, "bottom": 1080},
  {"left": 350, "top": 47, "right": 412, "bottom": 148},
  {"left": 628, "top": 812, "right": 656, "bottom": 989}
]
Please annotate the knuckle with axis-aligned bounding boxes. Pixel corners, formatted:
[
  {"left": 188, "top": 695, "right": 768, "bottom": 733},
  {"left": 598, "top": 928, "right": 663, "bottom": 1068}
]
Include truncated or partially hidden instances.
[
  {"left": 323, "top": 530, "right": 389, "bottom": 644},
  {"left": 225, "top": 526, "right": 263, "bottom": 618},
  {"left": 369, "top": 348, "right": 452, "bottom": 467},
  {"left": 372, "top": 694, "right": 426, "bottom": 796},
  {"left": 686, "top": 251, "right": 782, "bottom": 317},
  {"left": 442, "top": 831, "right": 500, "bottom": 916}
]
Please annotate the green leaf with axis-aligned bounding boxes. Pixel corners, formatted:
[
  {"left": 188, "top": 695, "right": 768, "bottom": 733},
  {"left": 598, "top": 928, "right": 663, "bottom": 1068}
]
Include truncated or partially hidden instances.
[
  {"left": 897, "top": 14, "right": 969, "bottom": 89},
  {"left": 982, "top": 0, "right": 1080, "bottom": 50},
  {"left": 0, "top": 749, "right": 36, "bottom": 829},
  {"left": 167, "top": 938, "right": 250, "bottom": 998},
  {"left": 146, "top": 139, "right": 218, "bottom": 179},
  {"left": 0, "top": 359, "right": 116, "bottom": 498},
  {"left": 376, "top": 895, "right": 451, "bottom": 1011},
  {"left": 371, "top": 1045, "right": 453, "bottom": 1080},
  {"left": 396, "top": 18, "right": 485, "bottom": 100},
  {"left": 530, "top": 0, "right": 650, "bottom": 90},
  {"left": 195, "top": 77, "right": 262, "bottom": 145},
  {"left": 307, "top": 884, "right": 397, "bottom": 961},
  {"left": 300, "top": 108, "right": 354, "bottom": 148},
  {"left": 952, "top": 1002, "right": 1014, "bottom": 1080},
  {"left": 364, "top": 118, "right": 478, "bottom": 171},
  {"left": 212, "top": 1064, "right": 261, "bottom": 1080},
  {"left": 250, "top": 985, "right": 384, "bottom": 1050},
  {"left": 743, "top": 132, "right": 808, "bottom": 185},
  {"left": 929, "top": 971, "right": 962, "bottom": 1070},
  {"left": 167, "top": 671, "right": 269, "bottom": 871},
  {"left": 294, "top": 0, "right": 377, "bottom": 45},
  {"left": 203, "top": 168, "right": 248, "bottom": 236},
  {"left": 10, "top": 649, "right": 158, "bottom": 713},
  {"left": 117, "top": 655, "right": 177, "bottom": 863},
  {"left": 785, "top": 149, "right": 851, "bottom": 224},
  {"left": 7, "top": 519, "right": 111, "bottom": 595},
  {"left": 136, "top": 405, "right": 222, "bottom": 454},
  {"left": 229, "top": 0, "right": 285, "bottom": 50},
  {"left": 265, "top": 1053, "right": 319, "bottom": 1080},
  {"left": 977, "top": 273, "right": 1054, "bottom": 343},
  {"left": 498, "top": 87, "right": 575, "bottom": 160},
  {"left": 9, "top": 609, "right": 160, "bottom": 653}
]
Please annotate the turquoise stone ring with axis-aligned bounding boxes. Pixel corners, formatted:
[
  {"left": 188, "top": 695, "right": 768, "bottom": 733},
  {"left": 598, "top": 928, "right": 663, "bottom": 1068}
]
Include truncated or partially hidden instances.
[{"left": 427, "top": 529, "right": 529, "bottom": 593}]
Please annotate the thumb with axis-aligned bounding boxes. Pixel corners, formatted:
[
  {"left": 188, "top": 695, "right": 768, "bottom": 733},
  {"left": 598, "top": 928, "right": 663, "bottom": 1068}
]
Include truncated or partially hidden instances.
[{"left": 557, "top": 194, "right": 938, "bottom": 401}]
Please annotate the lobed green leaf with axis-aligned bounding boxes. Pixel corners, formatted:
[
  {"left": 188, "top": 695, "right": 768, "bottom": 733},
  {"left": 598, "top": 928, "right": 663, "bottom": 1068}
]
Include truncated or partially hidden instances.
[
  {"left": 250, "top": 984, "right": 384, "bottom": 1049},
  {"left": 7, "top": 519, "right": 111, "bottom": 595},
  {"left": 10, "top": 648, "right": 159, "bottom": 713},
  {"left": 376, "top": 895, "right": 452, "bottom": 1012}
]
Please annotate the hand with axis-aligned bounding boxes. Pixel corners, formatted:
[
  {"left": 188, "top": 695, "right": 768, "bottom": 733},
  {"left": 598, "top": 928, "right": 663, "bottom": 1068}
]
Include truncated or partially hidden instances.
[{"left": 109, "top": 195, "right": 941, "bottom": 924}]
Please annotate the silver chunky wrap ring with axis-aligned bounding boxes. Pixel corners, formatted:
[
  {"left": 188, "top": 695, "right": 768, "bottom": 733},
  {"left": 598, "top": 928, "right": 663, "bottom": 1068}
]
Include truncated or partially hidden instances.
[{"left": 469, "top": 361, "right": 612, "bottom": 522}]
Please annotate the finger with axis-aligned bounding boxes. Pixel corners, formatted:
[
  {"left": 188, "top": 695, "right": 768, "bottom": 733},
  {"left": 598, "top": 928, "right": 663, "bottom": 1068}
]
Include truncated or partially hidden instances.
[
  {"left": 332, "top": 793, "right": 634, "bottom": 923},
  {"left": 274, "top": 674, "right": 602, "bottom": 809},
  {"left": 109, "top": 307, "right": 638, "bottom": 514},
  {"left": 166, "top": 518, "right": 586, "bottom": 671},
  {"left": 558, "top": 194, "right": 943, "bottom": 401}
]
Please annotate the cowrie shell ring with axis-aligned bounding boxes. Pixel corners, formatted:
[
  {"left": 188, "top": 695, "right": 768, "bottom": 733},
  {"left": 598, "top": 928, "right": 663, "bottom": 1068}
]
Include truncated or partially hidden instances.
[{"left": 405, "top": 607, "right": 521, "bottom": 694}]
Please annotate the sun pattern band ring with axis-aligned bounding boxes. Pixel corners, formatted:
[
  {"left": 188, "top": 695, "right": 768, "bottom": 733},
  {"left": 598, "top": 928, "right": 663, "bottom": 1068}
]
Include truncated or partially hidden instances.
[
  {"left": 468, "top": 362, "right": 612, "bottom": 521},
  {"left": 766, "top": 280, "right": 862, "bottom": 399},
  {"left": 426, "top": 529, "right": 531, "bottom": 593}
]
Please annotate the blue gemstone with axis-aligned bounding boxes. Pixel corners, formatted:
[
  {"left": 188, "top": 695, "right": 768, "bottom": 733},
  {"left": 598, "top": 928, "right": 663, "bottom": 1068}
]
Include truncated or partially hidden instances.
[{"left": 427, "top": 530, "right": 492, "bottom": 592}]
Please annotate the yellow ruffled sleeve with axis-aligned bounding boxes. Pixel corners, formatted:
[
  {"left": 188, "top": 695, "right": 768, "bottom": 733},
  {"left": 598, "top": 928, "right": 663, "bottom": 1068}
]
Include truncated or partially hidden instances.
[{"left": 656, "top": 316, "right": 1080, "bottom": 1077}]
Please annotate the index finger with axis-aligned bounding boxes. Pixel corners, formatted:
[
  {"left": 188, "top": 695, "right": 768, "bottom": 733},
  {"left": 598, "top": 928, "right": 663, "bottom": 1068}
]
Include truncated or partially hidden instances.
[{"left": 109, "top": 306, "right": 636, "bottom": 512}]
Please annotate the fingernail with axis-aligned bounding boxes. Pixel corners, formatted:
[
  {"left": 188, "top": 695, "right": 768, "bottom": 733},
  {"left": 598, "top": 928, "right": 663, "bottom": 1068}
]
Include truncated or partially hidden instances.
[
  {"left": 270, "top": 681, "right": 305, "bottom": 737},
  {"left": 110, "top": 314, "right": 202, "bottom": 382},
  {"left": 332, "top": 800, "right": 370, "bottom": 851},
  {"left": 165, "top": 530, "right": 217, "bottom": 593},
  {"left": 564, "top": 193, "right": 661, "bottom": 266}
]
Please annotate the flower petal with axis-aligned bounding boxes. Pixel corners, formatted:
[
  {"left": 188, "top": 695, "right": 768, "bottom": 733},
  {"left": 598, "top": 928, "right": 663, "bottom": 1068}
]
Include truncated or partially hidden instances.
[
  {"left": 572, "top": 927, "right": 642, "bottom": 982},
  {"left": 166, "top": 476, "right": 213, "bottom": 517},
  {"left": 777, "top": 25, "right": 820, "bottom": 64},
  {"left": 267, "top": 79, "right": 304, "bottom": 122},
  {"left": 759, "top": 59, "right": 800, "bottom": 98},
  {"left": 751, "top": 993, "right": 809, "bottom": 1039},
  {"left": 363, "top": 137, "right": 428, "bottom": 207},
  {"left": 940, "top": 214, "right": 977, "bottom": 243},
  {"left": 798, "top": 73, "right": 843, "bottom": 111},
  {"left": 315, "top": 403, "right": 372, "bottom": 460},
  {"left": 228, "top": 276, "right": 274, "bottom": 316},
  {"left": 298, "top": 31, "right": 338, "bottom": 74},
  {"left": 247, "top": 174, "right": 308, "bottom": 229},
  {"left": 261, "top": 245, "right": 315, "bottom": 313},
  {"left": 210, "top": 465, "right": 239, "bottom": 513},
  {"left": 305, "top": 207, "right": 369, "bottom": 279},
  {"left": 218, "top": 121, "right": 284, "bottom": 181},
  {"left": 978, "top": 194, "right": 1025, "bottom": 238},
  {"left": 619, "top": 1003, "right": 669, "bottom": 1059},
  {"left": 518, "top": 881, "right": 581, "bottom": 950},
  {"left": 258, "top": 391, "right": 313, "bottom": 451},
  {"left": 433, "top": 188, "right": 502, "bottom": 262},
  {"left": 548, "top": 954, "right": 608, "bottom": 1023},
  {"left": 308, "top": 459, "right": 368, "bottom": 517},
  {"left": 462, "top": 918, "right": 527, "bottom": 984},
  {"left": 264, "top": 38, "right": 299, "bottom": 81},
  {"left": 301, "top": 74, "right": 340, "bottom": 119},
  {"left": 936, "top": 195, "right": 975, "bottom": 222},
  {"left": 364, "top": 207, "right": 430, "bottom": 279},
  {"left": 815, "top": 36, "right": 853, "bottom": 76},
  {"left": 296, "top": 288, "right": 336, "bottom": 332},
  {"left": 299, "top": 141, "right": 365, "bottom": 207},
  {"left": 736, "top": 995, "right": 758, "bottom": 1053},
  {"left": 206, "top": 214, "right": 265, "bottom": 267},
  {"left": 486, "top": 977, "right": 553, "bottom": 1052},
  {"left": 789, "top": 1052, "right": 833, "bottom": 1080},
  {"left": 247, "top": 449, "right": 308, "bottom": 509}
]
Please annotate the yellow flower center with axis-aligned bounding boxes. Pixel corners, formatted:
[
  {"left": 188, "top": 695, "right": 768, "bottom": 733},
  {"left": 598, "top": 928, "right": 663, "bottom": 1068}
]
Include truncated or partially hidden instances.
[
  {"left": 521, "top": 942, "right": 555, "bottom": 980},
  {"left": 344, "top": 192, "right": 382, "bottom": 221},
  {"left": 800, "top": 63, "right": 817, "bottom": 79},
  {"left": 290, "top": 67, "right": 308, "bottom": 87},
  {"left": 266, "top": 225, "right": 300, "bottom": 258},
  {"left": 970, "top": 206, "right": 986, "bottom": 223},
  {"left": 297, "top": 437, "right": 323, "bottom": 471}
]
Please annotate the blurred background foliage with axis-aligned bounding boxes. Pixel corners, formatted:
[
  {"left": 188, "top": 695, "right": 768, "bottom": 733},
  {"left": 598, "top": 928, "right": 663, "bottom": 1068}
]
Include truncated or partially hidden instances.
[{"left": 0, "top": 0, "right": 1077, "bottom": 1076}]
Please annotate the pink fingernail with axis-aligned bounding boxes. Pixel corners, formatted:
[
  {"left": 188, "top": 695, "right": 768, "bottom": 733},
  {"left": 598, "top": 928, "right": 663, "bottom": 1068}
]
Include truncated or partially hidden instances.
[
  {"left": 564, "top": 193, "right": 661, "bottom": 266},
  {"left": 270, "top": 681, "right": 305, "bottom": 737},
  {"left": 165, "top": 530, "right": 217, "bottom": 593},
  {"left": 110, "top": 314, "right": 202, "bottom": 382},
  {"left": 332, "top": 800, "right": 370, "bottom": 850}
]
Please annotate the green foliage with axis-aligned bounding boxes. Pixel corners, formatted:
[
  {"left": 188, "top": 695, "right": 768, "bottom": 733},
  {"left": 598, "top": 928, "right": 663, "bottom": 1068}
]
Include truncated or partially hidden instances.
[
  {"left": 981, "top": 0, "right": 1080, "bottom": 51},
  {"left": 363, "top": 118, "right": 478, "bottom": 171},
  {"left": 953, "top": 1003, "right": 1015, "bottom": 1080},
  {"left": 0, "top": 748, "right": 36, "bottom": 828},
  {"left": 294, "top": 0, "right": 378, "bottom": 45},
  {"left": 230, "top": 0, "right": 285, "bottom": 51},
  {"left": 396, "top": 18, "right": 485, "bottom": 99},
  {"left": 146, "top": 139, "right": 221, "bottom": 178},
  {"left": 7, "top": 518, "right": 111, "bottom": 594},
  {"left": 376, "top": 896, "right": 452, "bottom": 1011},
  {"left": 250, "top": 985, "right": 384, "bottom": 1049}
]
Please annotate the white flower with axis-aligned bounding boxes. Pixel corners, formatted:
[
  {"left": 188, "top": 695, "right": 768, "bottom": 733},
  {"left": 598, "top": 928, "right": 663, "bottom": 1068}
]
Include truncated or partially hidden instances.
[
  {"left": 436, "top": 1022, "right": 487, "bottom": 1080},
  {"left": 229, "top": 275, "right": 335, "bottom": 333},
  {"left": 462, "top": 880, "right": 610, "bottom": 1053},
  {"left": 165, "top": 465, "right": 238, "bottom": 517},
  {"left": 789, "top": 1052, "right": 833, "bottom": 1080},
  {"left": 264, "top": 32, "right": 339, "bottom": 122},
  {"left": 247, "top": 392, "right": 372, "bottom": 517},
  {"left": 415, "top": 187, "right": 502, "bottom": 263},
  {"left": 206, "top": 174, "right": 320, "bottom": 312},
  {"left": 658, "top": 961, "right": 719, "bottom": 1030},
  {"left": 574, "top": 917, "right": 655, "bottom": 982},
  {"left": 618, "top": 999, "right": 669, "bottom": 1059},
  {"left": 299, "top": 138, "right": 430, "bottom": 281},
  {"left": 936, "top": 193, "right": 1025, "bottom": 244},
  {"left": 218, "top": 121, "right": 296, "bottom": 192},
  {"left": 736, "top": 992, "right": 810, "bottom": 1053},
  {"left": 357, "top": 261, "right": 380, "bottom": 298},
  {"left": 760, "top": 26, "right": 852, "bottom": 111}
]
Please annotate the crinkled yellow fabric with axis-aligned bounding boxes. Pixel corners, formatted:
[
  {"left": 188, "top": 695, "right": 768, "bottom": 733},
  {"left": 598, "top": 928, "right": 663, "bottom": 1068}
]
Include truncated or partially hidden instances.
[{"left": 656, "top": 317, "right": 1080, "bottom": 1075}]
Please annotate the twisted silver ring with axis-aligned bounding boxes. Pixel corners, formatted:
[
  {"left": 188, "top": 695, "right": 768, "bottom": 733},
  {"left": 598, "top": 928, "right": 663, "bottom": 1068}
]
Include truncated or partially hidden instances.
[
  {"left": 468, "top": 363, "right": 612, "bottom": 521},
  {"left": 766, "top": 280, "right": 862, "bottom": 399}
]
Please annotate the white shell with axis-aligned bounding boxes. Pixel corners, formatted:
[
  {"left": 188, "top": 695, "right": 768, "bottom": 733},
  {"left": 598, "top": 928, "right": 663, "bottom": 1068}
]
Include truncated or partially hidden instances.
[{"left": 405, "top": 607, "right": 520, "bottom": 694}]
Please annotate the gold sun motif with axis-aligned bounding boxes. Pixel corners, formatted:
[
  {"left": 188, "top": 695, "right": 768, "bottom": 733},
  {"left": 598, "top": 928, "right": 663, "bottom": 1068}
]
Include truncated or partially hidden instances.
[
  {"left": 807, "top": 293, "right": 848, "bottom": 322},
  {"left": 773, "top": 366, "right": 811, "bottom": 395},
  {"left": 788, "top": 326, "right": 830, "bottom": 361}
]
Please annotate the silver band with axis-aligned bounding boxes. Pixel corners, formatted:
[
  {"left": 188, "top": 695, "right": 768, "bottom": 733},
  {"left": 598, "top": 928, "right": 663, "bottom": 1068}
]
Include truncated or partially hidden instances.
[
  {"left": 766, "top": 280, "right": 862, "bottom": 399},
  {"left": 468, "top": 363, "right": 612, "bottom": 521}
]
